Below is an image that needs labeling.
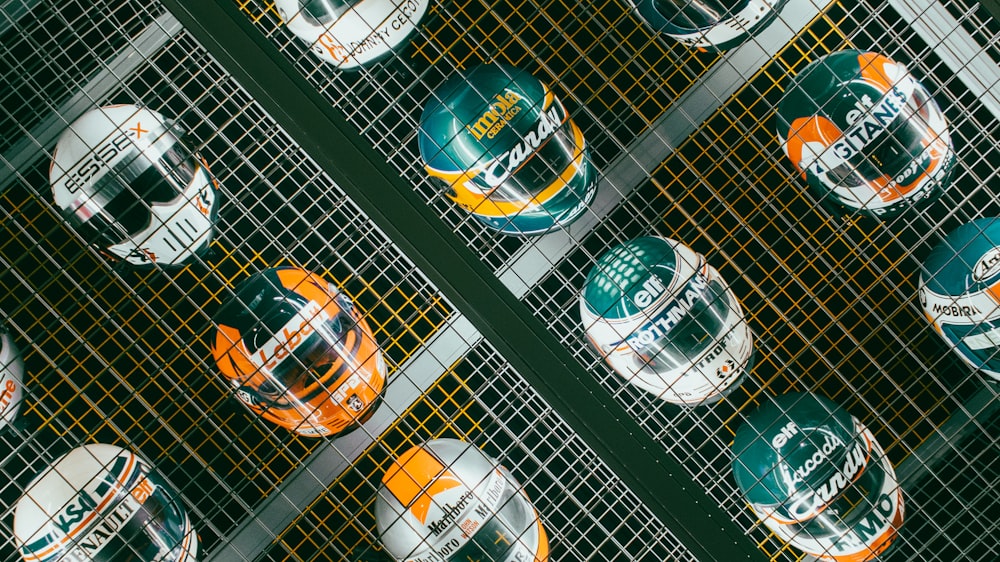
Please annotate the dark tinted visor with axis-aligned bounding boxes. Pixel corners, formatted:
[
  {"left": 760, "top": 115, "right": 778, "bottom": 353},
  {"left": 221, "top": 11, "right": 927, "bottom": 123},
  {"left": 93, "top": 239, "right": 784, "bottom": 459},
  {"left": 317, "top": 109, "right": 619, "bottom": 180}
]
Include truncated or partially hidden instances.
[
  {"left": 448, "top": 493, "right": 535, "bottom": 561},
  {"left": 298, "top": 0, "right": 358, "bottom": 24},
  {"left": 91, "top": 488, "right": 188, "bottom": 561},
  {"left": 651, "top": 0, "right": 745, "bottom": 30},
  {"left": 635, "top": 279, "right": 732, "bottom": 373},
  {"left": 781, "top": 461, "right": 886, "bottom": 541},
  {"left": 478, "top": 103, "right": 578, "bottom": 205},
  {"left": 68, "top": 146, "right": 197, "bottom": 248},
  {"left": 254, "top": 311, "right": 357, "bottom": 402}
]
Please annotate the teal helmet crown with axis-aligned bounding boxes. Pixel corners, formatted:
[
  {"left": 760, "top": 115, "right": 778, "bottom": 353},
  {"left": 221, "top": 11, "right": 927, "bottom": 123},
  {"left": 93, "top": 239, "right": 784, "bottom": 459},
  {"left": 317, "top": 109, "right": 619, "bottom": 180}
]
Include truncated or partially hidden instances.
[
  {"left": 419, "top": 63, "right": 597, "bottom": 236},
  {"left": 777, "top": 50, "right": 954, "bottom": 218},
  {"left": 920, "top": 218, "right": 1000, "bottom": 381},
  {"left": 732, "top": 392, "right": 903, "bottom": 560},
  {"left": 580, "top": 236, "right": 752, "bottom": 405},
  {"left": 630, "top": 0, "right": 786, "bottom": 51}
]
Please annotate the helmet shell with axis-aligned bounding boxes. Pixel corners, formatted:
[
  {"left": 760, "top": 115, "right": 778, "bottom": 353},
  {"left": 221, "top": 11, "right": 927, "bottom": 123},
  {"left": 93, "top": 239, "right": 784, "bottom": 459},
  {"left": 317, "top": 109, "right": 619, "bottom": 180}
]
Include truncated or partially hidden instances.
[
  {"left": 1, "top": 325, "right": 25, "bottom": 430},
  {"left": 580, "top": 236, "right": 752, "bottom": 405},
  {"left": 920, "top": 218, "right": 1000, "bottom": 381},
  {"left": 212, "top": 266, "right": 386, "bottom": 437},
  {"left": 376, "top": 438, "right": 549, "bottom": 562},
  {"left": 777, "top": 50, "right": 955, "bottom": 218},
  {"left": 14, "top": 443, "right": 199, "bottom": 562},
  {"left": 630, "top": 0, "right": 786, "bottom": 51},
  {"left": 732, "top": 392, "right": 904, "bottom": 561},
  {"left": 419, "top": 63, "right": 597, "bottom": 236},
  {"left": 49, "top": 104, "right": 220, "bottom": 266},
  {"left": 274, "top": 0, "right": 429, "bottom": 69}
]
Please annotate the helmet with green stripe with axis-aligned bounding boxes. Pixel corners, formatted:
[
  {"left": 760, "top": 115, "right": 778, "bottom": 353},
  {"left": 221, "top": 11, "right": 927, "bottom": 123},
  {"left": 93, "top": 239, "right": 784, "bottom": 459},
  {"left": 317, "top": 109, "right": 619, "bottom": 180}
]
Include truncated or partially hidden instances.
[
  {"left": 920, "top": 217, "right": 1000, "bottom": 381},
  {"left": 777, "top": 50, "right": 954, "bottom": 218},
  {"left": 732, "top": 392, "right": 904, "bottom": 561},
  {"left": 580, "top": 236, "right": 752, "bottom": 405},
  {"left": 419, "top": 63, "right": 597, "bottom": 236}
]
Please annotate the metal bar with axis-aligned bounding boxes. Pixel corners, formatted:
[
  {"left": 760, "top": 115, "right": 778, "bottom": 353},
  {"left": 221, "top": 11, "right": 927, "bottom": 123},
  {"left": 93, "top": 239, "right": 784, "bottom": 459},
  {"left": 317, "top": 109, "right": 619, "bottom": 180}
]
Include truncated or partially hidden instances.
[
  {"left": 0, "top": 0, "right": 42, "bottom": 35},
  {"left": 192, "top": 1, "right": 831, "bottom": 558},
  {"left": 0, "top": 11, "right": 183, "bottom": 193},
  {"left": 159, "top": 0, "right": 770, "bottom": 559}
]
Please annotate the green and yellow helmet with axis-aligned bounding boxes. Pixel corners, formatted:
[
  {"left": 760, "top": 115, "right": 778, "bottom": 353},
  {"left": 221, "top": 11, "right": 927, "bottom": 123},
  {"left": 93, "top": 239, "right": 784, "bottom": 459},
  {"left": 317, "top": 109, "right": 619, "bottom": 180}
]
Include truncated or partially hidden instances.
[
  {"left": 419, "top": 63, "right": 597, "bottom": 236},
  {"left": 732, "top": 392, "right": 904, "bottom": 561},
  {"left": 777, "top": 50, "right": 955, "bottom": 218}
]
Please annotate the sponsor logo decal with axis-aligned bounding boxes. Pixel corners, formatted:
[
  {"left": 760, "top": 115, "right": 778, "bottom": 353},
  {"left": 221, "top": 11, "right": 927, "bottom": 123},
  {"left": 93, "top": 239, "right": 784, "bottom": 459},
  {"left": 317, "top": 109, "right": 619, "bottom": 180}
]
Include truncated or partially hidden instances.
[
  {"left": 803, "top": 82, "right": 912, "bottom": 177},
  {"left": 466, "top": 89, "right": 524, "bottom": 140},
  {"left": 785, "top": 438, "right": 869, "bottom": 521},
  {"left": 62, "top": 130, "right": 134, "bottom": 194},
  {"left": 252, "top": 301, "right": 330, "bottom": 371},
  {"left": 973, "top": 247, "right": 1000, "bottom": 282},
  {"left": 632, "top": 274, "right": 666, "bottom": 309},
  {"left": 928, "top": 301, "right": 982, "bottom": 318},
  {"left": 779, "top": 432, "right": 845, "bottom": 487},
  {"left": 610, "top": 273, "right": 710, "bottom": 353},
  {"left": 770, "top": 421, "right": 798, "bottom": 449},
  {"left": 471, "top": 99, "right": 568, "bottom": 191},
  {"left": 0, "top": 378, "right": 18, "bottom": 413}
]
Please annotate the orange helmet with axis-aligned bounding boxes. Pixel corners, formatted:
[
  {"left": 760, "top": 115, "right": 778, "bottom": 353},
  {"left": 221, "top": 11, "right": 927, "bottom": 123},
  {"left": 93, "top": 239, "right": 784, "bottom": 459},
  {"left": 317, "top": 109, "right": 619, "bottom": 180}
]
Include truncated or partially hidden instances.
[{"left": 212, "top": 266, "right": 386, "bottom": 437}]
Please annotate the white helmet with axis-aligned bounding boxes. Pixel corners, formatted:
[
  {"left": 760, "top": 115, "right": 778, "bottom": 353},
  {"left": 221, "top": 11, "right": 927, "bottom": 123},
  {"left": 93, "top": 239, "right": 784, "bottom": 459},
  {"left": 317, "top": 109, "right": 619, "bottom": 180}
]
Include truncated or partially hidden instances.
[
  {"left": 274, "top": 0, "right": 429, "bottom": 69},
  {"left": 376, "top": 439, "right": 549, "bottom": 562},
  {"left": 1, "top": 324, "right": 25, "bottom": 431},
  {"left": 14, "top": 443, "right": 199, "bottom": 562},
  {"left": 50, "top": 104, "right": 220, "bottom": 267},
  {"left": 580, "top": 236, "right": 753, "bottom": 405}
]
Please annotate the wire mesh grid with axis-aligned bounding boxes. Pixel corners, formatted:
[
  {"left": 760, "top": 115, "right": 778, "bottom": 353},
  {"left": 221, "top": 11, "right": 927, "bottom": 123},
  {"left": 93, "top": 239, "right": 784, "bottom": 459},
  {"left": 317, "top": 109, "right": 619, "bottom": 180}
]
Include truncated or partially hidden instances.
[
  {"left": 257, "top": 343, "right": 698, "bottom": 561},
  {"left": 239, "top": 0, "right": 724, "bottom": 269},
  {"left": 234, "top": 0, "right": 1000, "bottom": 559},
  {"left": 0, "top": 3, "right": 464, "bottom": 559}
]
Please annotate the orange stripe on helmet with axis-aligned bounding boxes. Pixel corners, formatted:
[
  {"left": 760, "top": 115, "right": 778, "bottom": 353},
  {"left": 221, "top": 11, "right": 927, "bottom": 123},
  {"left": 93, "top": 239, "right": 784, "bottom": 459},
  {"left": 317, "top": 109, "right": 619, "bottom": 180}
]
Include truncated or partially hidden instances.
[
  {"left": 383, "top": 446, "right": 465, "bottom": 524},
  {"left": 785, "top": 115, "right": 843, "bottom": 178}
]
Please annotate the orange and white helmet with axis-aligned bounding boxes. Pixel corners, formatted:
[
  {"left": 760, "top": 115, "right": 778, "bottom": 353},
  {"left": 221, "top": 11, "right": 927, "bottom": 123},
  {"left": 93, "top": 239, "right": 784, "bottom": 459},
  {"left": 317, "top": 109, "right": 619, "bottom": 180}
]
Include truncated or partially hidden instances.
[
  {"left": 376, "top": 439, "right": 549, "bottom": 562},
  {"left": 212, "top": 266, "right": 386, "bottom": 437}
]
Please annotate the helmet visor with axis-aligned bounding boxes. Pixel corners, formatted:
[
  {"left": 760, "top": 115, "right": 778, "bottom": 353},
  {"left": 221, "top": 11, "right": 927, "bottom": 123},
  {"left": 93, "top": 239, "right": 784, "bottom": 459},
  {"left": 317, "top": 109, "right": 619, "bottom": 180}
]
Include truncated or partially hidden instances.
[
  {"left": 297, "top": 0, "right": 358, "bottom": 25},
  {"left": 90, "top": 487, "right": 189, "bottom": 561},
  {"left": 251, "top": 309, "right": 361, "bottom": 407},
  {"left": 65, "top": 142, "right": 198, "bottom": 249},
  {"left": 632, "top": 278, "right": 734, "bottom": 374},
  {"left": 448, "top": 486, "right": 537, "bottom": 562},
  {"left": 651, "top": 0, "right": 743, "bottom": 30},
  {"left": 472, "top": 98, "right": 579, "bottom": 207}
]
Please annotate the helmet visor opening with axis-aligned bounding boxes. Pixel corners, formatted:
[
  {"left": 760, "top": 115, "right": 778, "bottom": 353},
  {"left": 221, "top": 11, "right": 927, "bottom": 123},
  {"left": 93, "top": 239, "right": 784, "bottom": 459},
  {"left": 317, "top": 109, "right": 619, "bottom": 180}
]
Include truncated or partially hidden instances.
[
  {"left": 68, "top": 145, "right": 198, "bottom": 249},
  {"left": 633, "top": 279, "right": 733, "bottom": 373},
  {"left": 448, "top": 489, "right": 535, "bottom": 561},
  {"left": 776, "top": 461, "right": 885, "bottom": 542},
  {"left": 651, "top": 0, "right": 738, "bottom": 30},
  {"left": 297, "top": 0, "right": 357, "bottom": 25}
]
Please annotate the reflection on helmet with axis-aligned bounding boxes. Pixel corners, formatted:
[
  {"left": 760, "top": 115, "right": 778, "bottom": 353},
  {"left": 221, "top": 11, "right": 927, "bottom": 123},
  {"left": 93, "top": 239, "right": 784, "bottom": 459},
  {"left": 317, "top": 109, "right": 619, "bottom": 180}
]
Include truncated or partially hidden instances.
[
  {"left": 630, "top": 0, "right": 786, "bottom": 51},
  {"left": 731, "top": 392, "right": 904, "bottom": 561},
  {"left": 376, "top": 439, "right": 549, "bottom": 562},
  {"left": 920, "top": 218, "right": 1000, "bottom": 381},
  {"left": 0, "top": 324, "right": 25, "bottom": 431},
  {"left": 777, "top": 50, "right": 955, "bottom": 218},
  {"left": 14, "top": 443, "right": 199, "bottom": 562},
  {"left": 49, "top": 104, "right": 220, "bottom": 266},
  {"left": 580, "top": 236, "right": 752, "bottom": 405},
  {"left": 212, "top": 266, "right": 386, "bottom": 437},
  {"left": 419, "top": 63, "right": 598, "bottom": 236},
  {"left": 274, "top": 0, "right": 429, "bottom": 69}
]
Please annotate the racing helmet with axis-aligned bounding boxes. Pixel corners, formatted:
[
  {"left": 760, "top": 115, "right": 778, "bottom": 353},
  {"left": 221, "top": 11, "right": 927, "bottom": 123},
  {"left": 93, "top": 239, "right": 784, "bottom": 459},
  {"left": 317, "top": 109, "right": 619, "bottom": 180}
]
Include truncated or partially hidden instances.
[
  {"left": 732, "top": 392, "right": 904, "bottom": 561},
  {"left": 580, "top": 236, "right": 752, "bottom": 405},
  {"left": 920, "top": 217, "right": 1000, "bottom": 381},
  {"left": 376, "top": 438, "right": 549, "bottom": 562},
  {"left": 14, "top": 443, "right": 199, "bottom": 562},
  {"left": 1, "top": 323, "right": 26, "bottom": 431},
  {"left": 212, "top": 266, "right": 386, "bottom": 437},
  {"left": 419, "top": 63, "right": 598, "bottom": 236},
  {"left": 274, "top": 0, "right": 429, "bottom": 69},
  {"left": 50, "top": 104, "right": 220, "bottom": 266},
  {"left": 777, "top": 50, "right": 955, "bottom": 218},
  {"left": 629, "top": 0, "right": 786, "bottom": 51}
]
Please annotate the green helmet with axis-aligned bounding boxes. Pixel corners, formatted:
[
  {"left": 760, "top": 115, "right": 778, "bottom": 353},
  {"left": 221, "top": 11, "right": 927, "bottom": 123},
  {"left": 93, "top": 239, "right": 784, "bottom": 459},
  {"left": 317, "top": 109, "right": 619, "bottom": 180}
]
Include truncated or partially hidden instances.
[
  {"left": 419, "top": 63, "right": 597, "bottom": 236},
  {"left": 732, "top": 392, "right": 904, "bottom": 561},
  {"left": 580, "top": 236, "right": 752, "bottom": 405},
  {"left": 776, "top": 50, "right": 954, "bottom": 218}
]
